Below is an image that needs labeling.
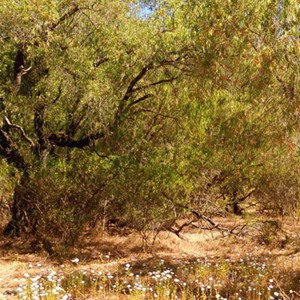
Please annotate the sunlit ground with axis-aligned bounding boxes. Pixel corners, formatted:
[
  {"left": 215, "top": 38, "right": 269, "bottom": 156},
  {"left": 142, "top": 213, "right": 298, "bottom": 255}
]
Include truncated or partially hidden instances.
[{"left": 1, "top": 217, "right": 300, "bottom": 299}]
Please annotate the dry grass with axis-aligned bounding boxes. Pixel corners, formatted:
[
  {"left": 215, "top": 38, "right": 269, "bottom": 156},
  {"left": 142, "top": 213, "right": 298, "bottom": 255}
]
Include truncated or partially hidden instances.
[{"left": 0, "top": 216, "right": 300, "bottom": 299}]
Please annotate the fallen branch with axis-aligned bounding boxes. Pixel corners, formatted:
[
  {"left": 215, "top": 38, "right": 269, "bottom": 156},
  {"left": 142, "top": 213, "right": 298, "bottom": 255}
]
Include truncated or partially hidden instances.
[{"left": 164, "top": 199, "right": 248, "bottom": 238}]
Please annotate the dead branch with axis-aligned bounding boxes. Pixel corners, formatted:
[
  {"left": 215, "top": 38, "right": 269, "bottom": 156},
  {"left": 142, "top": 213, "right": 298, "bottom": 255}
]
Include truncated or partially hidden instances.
[
  {"left": 169, "top": 220, "right": 194, "bottom": 239},
  {"left": 164, "top": 198, "right": 248, "bottom": 238}
]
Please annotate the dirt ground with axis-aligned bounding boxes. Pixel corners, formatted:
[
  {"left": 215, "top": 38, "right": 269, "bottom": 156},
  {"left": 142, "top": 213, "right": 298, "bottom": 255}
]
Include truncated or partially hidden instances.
[{"left": 0, "top": 217, "right": 300, "bottom": 299}]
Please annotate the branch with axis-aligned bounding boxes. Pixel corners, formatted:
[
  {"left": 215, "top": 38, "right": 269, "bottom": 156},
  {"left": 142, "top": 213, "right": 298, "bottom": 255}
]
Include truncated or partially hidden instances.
[
  {"left": 275, "top": 75, "right": 295, "bottom": 101},
  {"left": 93, "top": 57, "right": 109, "bottom": 68},
  {"left": 162, "top": 196, "right": 246, "bottom": 237},
  {"left": 12, "top": 63, "right": 32, "bottom": 96},
  {"left": 170, "top": 220, "right": 194, "bottom": 239},
  {"left": 237, "top": 189, "right": 256, "bottom": 203},
  {"left": 49, "top": 5, "right": 80, "bottom": 30},
  {"left": 52, "top": 84, "right": 63, "bottom": 104},
  {"left": 4, "top": 116, "right": 35, "bottom": 148},
  {"left": 132, "top": 76, "right": 179, "bottom": 93},
  {"left": 0, "top": 128, "right": 28, "bottom": 171},
  {"left": 33, "top": 104, "right": 49, "bottom": 155},
  {"left": 48, "top": 131, "right": 105, "bottom": 148},
  {"left": 122, "top": 62, "right": 154, "bottom": 103},
  {"left": 190, "top": 209, "right": 247, "bottom": 236},
  {"left": 114, "top": 56, "right": 181, "bottom": 128},
  {"left": 127, "top": 94, "right": 153, "bottom": 109}
]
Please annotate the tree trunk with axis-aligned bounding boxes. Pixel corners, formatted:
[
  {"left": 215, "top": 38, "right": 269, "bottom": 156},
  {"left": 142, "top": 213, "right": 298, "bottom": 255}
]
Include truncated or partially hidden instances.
[
  {"left": 232, "top": 201, "right": 243, "bottom": 216},
  {"left": 3, "top": 173, "right": 34, "bottom": 237}
]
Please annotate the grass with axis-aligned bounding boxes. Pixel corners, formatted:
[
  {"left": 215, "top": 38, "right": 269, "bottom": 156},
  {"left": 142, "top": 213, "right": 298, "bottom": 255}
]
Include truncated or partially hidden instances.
[
  {"left": 15, "top": 254, "right": 300, "bottom": 299},
  {"left": 1, "top": 216, "right": 300, "bottom": 299}
]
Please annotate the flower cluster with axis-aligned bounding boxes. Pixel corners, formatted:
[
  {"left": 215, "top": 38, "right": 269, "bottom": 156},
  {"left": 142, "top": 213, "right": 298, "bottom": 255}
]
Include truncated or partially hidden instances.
[{"left": 15, "top": 254, "right": 299, "bottom": 299}]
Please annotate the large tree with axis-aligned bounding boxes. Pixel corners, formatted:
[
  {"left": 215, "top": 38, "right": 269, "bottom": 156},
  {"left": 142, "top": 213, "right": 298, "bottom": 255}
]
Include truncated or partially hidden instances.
[{"left": 0, "top": 0, "right": 191, "bottom": 237}]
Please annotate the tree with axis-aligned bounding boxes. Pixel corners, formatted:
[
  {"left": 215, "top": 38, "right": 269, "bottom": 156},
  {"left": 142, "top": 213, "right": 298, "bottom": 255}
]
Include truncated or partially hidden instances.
[
  {"left": 181, "top": 0, "right": 300, "bottom": 215},
  {"left": 0, "top": 0, "right": 191, "bottom": 239},
  {"left": 1, "top": 0, "right": 299, "bottom": 245}
]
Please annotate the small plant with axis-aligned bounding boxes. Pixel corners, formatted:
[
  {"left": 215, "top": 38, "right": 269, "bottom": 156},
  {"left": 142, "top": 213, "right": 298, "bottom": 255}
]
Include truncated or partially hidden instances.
[{"left": 255, "top": 219, "right": 284, "bottom": 247}]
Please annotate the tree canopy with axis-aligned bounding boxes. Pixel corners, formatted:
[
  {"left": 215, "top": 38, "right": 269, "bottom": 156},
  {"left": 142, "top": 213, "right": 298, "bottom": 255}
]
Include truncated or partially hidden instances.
[{"left": 0, "top": 0, "right": 299, "bottom": 245}]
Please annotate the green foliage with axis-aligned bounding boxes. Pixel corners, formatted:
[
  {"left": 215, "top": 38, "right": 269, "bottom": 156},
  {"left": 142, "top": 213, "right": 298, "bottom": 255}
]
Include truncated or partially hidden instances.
[{"left": 0, "top": 0, "right": 300, "bottom": 241}]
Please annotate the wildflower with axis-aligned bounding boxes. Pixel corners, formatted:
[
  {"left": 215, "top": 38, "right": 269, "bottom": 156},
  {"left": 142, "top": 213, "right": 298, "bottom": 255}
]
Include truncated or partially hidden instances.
[{"left": 71, "top": 258, "right": 79, "bottom": 264}]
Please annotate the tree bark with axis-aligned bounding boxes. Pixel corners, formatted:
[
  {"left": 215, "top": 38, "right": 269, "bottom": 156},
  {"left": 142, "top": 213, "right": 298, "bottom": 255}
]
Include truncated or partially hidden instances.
[{"left": 3, "top": 173, "right": 32, "bottom": 237}]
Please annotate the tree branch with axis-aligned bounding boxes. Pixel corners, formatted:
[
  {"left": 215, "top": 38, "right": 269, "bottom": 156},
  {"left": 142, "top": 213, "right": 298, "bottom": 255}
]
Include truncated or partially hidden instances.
[
  {"left": 131, "top": 76, "right": 179, "bottom": 93},
  {"left": 0, "top": 128, "right": 28, "bottom": 171},
  {"left": 48, "top": 131, "right": 105, "bottom": 148},
  {"left": 127, "top": 94, "right": 153, "bottom": 109},
  {"left": 161, "top": 194, "right": 246, "bottom": 237},
  {"left": 4, "top": 116, "right": 35, "bottom": 148},
  {"left": 12, "top": 49, "right": 32, "bottom": 96},
  {"left": 93, "top": 57, "right": 109, "bottom": 68},
  {"left": 122, "top": 62, "right": 154, "bottom": 103},
  {"left": 49, "top": 5, "right": 80, "bottom": 30},
  {"left": 237, "top": 189, "right": 256, "bottom": 203}
]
